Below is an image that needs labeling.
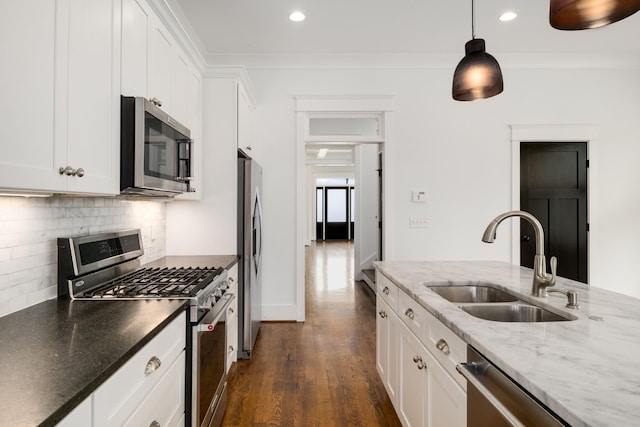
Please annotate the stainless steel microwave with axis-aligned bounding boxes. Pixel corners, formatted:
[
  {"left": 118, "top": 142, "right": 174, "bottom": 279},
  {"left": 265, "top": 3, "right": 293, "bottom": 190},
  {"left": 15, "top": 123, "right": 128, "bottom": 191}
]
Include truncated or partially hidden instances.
[{"left": 120, "top": 96, "right": 193, "bottom": 197}]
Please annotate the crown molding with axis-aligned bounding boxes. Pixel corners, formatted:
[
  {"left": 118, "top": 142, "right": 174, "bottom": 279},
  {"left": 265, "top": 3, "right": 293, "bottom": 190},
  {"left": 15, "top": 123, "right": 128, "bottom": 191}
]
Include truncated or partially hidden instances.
[{"left": 202, "top": 65, "right": 258, "bottom": 109}]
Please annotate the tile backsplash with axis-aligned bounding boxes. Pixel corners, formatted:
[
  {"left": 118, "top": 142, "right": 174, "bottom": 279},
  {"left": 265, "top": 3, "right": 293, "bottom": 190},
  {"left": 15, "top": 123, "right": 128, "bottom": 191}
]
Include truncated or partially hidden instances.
[{"left": 0, "top": 196, "right": 167, "bottom": 317}]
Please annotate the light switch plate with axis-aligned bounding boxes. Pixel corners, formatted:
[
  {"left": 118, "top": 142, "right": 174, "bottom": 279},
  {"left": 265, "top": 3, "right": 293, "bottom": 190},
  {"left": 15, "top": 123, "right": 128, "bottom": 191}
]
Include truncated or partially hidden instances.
[{"left": 409, "top": 216, "right": 428, "bottom": 228}]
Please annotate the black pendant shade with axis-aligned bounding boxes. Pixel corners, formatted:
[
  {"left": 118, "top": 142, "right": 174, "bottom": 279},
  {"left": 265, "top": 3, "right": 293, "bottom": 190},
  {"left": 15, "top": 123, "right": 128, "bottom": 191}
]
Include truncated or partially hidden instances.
[
  {"left": 550, "top": 0, "right": 640, "bottom": 30},
  {"left": 452, "top": 38, "right": 504, "bottom": 101}
]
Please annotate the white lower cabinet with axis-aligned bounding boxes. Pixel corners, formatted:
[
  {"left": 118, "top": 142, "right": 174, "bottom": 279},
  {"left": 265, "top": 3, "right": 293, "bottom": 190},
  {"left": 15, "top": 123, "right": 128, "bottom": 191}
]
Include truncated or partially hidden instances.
[
  {"left": 376, "top": 295, "right": 398, "bottom": 403},
  {"left": 376, "top": 270, "right": 466, "bottom": 427},
  {"left": 56, "top": 397, "right": 92, "bottom": 427},
  {"left": 94, "top": 311, "right": 186, "bottom": 426},
  {"left": 55, "top": 312, "right": 187, "bottom": 426},
  {"left": 226, "top": 264, "right": 239, "bottom": 372}
]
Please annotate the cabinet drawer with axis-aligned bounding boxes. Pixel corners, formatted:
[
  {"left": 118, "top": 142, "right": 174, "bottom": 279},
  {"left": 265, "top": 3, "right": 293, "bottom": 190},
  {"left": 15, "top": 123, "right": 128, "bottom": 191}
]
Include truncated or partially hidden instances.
[
  {"left": 424, "top": 310, "right": 467, "bottom": 391},
  {"left": 94, "top": 311, "right": 186, "bottom": 426},
  {"left": 123, "top": 351, "right": 185, "bottom": 427},
  {"left": 376, "top": 271, "right": 399, "bottom": 312},
  {"left": 398, "top": 291, "right": 427, "bottom": 339}
]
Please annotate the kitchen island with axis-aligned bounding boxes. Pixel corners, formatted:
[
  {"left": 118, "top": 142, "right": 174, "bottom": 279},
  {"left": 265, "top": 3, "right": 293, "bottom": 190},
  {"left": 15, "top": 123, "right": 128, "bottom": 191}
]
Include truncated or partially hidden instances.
[{"left": 374, "top": 260, "right": 640, "bottom": 427}]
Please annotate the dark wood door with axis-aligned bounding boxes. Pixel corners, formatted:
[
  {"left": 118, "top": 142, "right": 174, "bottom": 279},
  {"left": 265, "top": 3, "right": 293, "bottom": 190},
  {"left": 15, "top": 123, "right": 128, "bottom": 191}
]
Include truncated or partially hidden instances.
[{"left": 520, "top": 142, "right": 588, "bottom": 282}]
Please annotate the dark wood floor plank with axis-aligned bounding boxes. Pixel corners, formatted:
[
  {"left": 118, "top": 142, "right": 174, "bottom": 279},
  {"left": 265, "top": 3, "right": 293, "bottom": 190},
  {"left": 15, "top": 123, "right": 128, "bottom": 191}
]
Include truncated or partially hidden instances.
[{"left": 222, "top": 241, "right": 401, "bottom": 427}]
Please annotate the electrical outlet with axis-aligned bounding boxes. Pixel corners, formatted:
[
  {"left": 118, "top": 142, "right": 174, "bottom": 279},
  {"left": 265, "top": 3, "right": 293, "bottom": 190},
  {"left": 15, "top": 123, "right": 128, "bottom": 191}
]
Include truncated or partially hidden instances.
[{"left": 409, "top": 216, "right": 428, "bottom": 228}]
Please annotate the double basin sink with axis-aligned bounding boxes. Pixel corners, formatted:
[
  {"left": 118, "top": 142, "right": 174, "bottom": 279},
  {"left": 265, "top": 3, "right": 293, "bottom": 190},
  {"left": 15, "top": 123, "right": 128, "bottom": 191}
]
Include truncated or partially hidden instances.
[{"left": 426, "top": 282, "right": 577, "bottom": 322}]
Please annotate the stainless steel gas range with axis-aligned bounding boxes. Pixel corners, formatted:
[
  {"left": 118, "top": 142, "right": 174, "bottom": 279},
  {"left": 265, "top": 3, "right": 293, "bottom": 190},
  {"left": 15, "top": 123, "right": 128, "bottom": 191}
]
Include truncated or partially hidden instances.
[{"left": 57, "top": 229, "right": 233, "bottom": 427}]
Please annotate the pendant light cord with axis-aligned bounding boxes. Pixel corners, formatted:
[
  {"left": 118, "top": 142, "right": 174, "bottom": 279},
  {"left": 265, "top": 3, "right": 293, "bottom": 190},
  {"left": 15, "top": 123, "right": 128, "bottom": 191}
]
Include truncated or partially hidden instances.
[{"left": 471, "top": 0, "right": 476, "bottom": 39}]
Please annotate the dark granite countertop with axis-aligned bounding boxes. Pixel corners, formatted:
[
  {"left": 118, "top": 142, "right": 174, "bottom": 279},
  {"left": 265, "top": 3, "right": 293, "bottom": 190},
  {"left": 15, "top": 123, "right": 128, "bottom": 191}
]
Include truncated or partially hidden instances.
[
  {"left": 0, "top": 298, "right": 187, "bottom": 427},
  {"left": 0, "top": 254, "right": 238, "bottom": 427}
]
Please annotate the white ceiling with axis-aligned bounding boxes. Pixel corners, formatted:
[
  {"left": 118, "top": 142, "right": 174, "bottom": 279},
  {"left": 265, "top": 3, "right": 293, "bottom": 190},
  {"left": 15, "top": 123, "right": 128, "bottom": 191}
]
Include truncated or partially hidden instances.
[{"left": 169, "top": 0, "right": 640, "bottom": 67}]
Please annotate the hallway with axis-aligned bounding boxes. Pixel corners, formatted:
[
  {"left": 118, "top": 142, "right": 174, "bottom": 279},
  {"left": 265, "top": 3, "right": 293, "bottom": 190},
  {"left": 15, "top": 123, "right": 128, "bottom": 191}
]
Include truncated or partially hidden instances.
[{"left": 222, "top": 241, "right": 400, "bottom": 426}]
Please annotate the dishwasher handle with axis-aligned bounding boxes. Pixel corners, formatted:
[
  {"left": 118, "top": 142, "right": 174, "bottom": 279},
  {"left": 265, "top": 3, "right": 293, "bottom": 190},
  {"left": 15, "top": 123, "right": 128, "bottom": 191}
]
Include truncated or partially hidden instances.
[{"left": 457, "top": 362, "right": 525, "bottom": 427}]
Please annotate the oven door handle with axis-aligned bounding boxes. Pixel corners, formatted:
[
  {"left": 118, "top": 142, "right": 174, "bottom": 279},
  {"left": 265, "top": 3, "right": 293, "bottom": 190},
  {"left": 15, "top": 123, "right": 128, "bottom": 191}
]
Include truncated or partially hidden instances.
[{"left": 198, "top": 294, "right": 235, "bottom": 331}]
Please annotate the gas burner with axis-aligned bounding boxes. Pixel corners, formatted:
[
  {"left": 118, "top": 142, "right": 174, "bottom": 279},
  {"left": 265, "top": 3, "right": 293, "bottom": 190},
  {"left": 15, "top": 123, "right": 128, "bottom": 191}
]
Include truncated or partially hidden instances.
[{"left": 83, "top": 267, "right": 225, "bottom": 299}]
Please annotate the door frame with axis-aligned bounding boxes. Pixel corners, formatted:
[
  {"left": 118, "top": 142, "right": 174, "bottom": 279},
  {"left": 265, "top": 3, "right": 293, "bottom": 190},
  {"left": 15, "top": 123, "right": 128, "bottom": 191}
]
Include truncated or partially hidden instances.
[
  {"left": 296, "top": 96, "right": 395, "bottom": 322},
  {"left": 510, "top": 125, "right": 598, "bottom": 284}
]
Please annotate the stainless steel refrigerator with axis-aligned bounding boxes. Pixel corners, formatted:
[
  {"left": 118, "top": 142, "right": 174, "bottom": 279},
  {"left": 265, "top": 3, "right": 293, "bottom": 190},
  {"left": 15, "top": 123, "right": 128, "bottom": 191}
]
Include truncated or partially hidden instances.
[{"left": 237, "top": 150, "right": 263, "bottom": 359}]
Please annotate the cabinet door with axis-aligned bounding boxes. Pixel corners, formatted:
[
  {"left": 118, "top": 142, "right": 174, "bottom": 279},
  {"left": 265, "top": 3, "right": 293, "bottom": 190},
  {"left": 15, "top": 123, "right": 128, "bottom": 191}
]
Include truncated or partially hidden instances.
[
  {"left": 0, "top": 1, "right": 64, "bottom": 192},
  {"left": 147, "top": 19, "right": 174, "bottom": 114},
  {"left": 237, "top": 82, "right": 252, "bottom": 152},
  {"left": 226, "top": 264, "right": 239, "bottom": 371},
  {"left": 172, "top": 53, "right": 189, "bottom": 125},
  {"left": 64, "top": 0, "right": 120, "bottom": 195},
  {"left": 121, "top": 0, "right": 150, "bottom": 97},
  {"left": 56, "top": 397, "right": 92, "bottom": 427},
  {"left": 397, "top": 321, "right": 428, "bottom": 427},
  {"left": 428, "top": 358, "right": 466, "bottom": 427},
  {"left": 376, "top": 295, "right": 398, "bottom": 404}
]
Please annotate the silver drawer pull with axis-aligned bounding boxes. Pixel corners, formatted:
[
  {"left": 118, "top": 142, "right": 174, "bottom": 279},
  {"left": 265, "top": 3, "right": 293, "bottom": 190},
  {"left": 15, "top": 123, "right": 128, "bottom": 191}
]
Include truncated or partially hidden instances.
[
  {"left": 144, "top": 356, "right": 162, "bottom": 375},
  {"left": 413, "top": 355, "right": 422, "bottom": 363},
  {"left": 228, "top": 345, "right": 235, "bottom": 352},
  {"left": 378, "top": 310, "right": 387, "bottom": 318},
  {"left": 383, "top": 286, "right": 390, "bottom": 295},
  {"left": 228, "top": 276, "right": 235, "bottom": 283},
  {"left": 150, "top": 421, "right": 161, "bottom": 427},
  {"left": 228, "top": 307, "right": 235, "bottom": 314},
  {"left": 417, "top": 360, "right": 426, "bottom": 370},
  {"left": 436, "top": 338, "right": 450, "bottom": 355},
  {"left": 405, "top": 308, "right": 415, "bottom": 320}
]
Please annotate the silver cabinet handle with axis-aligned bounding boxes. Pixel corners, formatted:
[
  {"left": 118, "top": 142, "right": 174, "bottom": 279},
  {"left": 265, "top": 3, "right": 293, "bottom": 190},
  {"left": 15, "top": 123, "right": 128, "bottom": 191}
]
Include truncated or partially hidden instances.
[
  {"left": 413, "top": 355, "right": 426, "bottom": 370},
  {"left": 150, "top": 421, "right": 161, "bottom": 427},
  {"left": 228, "top": 307, "right": 234, "bottom": 314},
  {"left": 144, "top": 356, "right": 161, "bottom": 375},
  {"left": 58, "top": 166, "right": 84, "bottom": 177},
  {"left": 228, "top": 276, "right": 235, "bottom": 283},
  {"left": 382, "top": 286, "right": 389, "bottom": 295},
  {"left": 405, "top": 308, "right": 415, "bottom": 320},
  {"left": 150, "top": 97, "right": 162, "bottom": 107},
  {"left": 436, "top": 338, "right": 450, "bottom": 355},
  {"left": 59, "top": 166, "right": 75, "bottom": 176},
  {"left": 228, "top": 345, "right": 235, "bottom": 353},
  {"left": 378, "top": 310, "right": 387, "bottom": 318}
]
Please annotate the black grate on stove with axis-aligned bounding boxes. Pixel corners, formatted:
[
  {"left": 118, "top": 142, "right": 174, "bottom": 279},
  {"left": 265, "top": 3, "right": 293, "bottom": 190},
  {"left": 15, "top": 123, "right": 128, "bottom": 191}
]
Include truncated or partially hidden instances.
[{"left": 83, "top": 267, "right": 224, "bottom": 298}]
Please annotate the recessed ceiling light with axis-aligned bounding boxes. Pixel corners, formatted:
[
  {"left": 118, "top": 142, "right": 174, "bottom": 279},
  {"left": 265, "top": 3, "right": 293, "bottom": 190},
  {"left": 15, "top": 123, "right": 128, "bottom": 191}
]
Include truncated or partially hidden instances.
[
  {"left": 499, "top": 11, "right": 518, "bottom": 22},
  {"left": 289, "top": 11, "right": 306, "bottom": 22}
]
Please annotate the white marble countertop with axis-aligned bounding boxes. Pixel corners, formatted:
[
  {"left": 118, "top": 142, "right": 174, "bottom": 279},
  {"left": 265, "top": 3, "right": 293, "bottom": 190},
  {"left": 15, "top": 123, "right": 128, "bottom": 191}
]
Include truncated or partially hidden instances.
[{"left": 374, "top": 260, "right": 640, "bottom": 427}]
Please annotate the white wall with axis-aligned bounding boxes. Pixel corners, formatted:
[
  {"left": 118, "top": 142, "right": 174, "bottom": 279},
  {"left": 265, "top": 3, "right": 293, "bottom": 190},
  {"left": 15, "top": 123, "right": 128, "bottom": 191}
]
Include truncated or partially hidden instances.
[
  {"left": 247, "top": 65, "right": 640, "bottom": 312},
  {"left": 0, "top": 197, "right": 167, "bottom": 317},
  {"left": 355, "top": 144, "right": 380, "bottom": 280}
]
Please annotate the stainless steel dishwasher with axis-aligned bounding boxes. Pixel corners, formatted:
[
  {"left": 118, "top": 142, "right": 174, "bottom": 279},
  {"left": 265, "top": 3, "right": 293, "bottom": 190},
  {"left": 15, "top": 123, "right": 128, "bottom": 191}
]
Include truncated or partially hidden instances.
[{"left": 457, "top": 346, "right": 569, "bottom": 427}]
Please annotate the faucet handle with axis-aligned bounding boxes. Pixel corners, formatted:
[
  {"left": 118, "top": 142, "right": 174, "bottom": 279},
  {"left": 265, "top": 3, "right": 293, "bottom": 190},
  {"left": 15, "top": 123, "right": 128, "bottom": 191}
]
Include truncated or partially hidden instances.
[{"left": 549, "top": 256, "right": 557, "bottom": 283}]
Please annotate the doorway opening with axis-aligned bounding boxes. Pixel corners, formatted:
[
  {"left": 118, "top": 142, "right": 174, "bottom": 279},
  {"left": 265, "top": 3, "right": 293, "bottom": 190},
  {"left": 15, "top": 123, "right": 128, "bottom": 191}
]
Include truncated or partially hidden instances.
[{"left": 295, "top": 96, "right": 395, "bottom": 322}]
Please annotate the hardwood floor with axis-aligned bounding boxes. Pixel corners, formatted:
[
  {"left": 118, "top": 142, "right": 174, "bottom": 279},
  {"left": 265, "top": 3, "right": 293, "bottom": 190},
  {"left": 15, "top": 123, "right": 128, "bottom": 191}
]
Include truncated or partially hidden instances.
[{"left": 222, "top": 241, "right": 401, "bottom": 427}]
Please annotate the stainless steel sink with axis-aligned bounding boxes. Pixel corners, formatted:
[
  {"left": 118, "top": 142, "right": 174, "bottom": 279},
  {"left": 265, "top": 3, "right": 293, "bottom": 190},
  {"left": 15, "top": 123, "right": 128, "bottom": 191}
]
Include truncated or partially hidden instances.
[
  {"left": 426, "top": 283, "right": 520, "bottom": 303},
  {"left": 460, "top": 304, "right": 576, "bottom": 322}
]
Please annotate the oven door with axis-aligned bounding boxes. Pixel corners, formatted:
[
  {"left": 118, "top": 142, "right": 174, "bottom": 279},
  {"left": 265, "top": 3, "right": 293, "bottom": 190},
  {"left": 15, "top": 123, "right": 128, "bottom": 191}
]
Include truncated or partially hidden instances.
[{"left": 192, "top": 294, "right": 235, "bottom": 427}]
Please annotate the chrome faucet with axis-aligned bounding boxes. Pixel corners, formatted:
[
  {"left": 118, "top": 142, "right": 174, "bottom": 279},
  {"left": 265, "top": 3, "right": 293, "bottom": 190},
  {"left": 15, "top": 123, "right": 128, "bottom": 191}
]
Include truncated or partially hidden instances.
[{"left": 482, "top": 210, "right": 557, "bottom": 297}]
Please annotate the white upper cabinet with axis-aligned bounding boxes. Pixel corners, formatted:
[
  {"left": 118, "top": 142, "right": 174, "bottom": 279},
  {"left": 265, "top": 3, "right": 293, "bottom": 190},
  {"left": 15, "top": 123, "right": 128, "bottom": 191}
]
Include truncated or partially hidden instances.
[
  {"left": 147, "top": 20, "right": 174, "bottom": 114},
  {"left": 0, "top": 2, "right": 64, "bottom": 193},
  {"left": 0, "top": 0, "right": 120, "bottom": 195},
  {"left": 121, "top": 0, "right": 150, "bottom": 98},
  {"left": 63, "top": 0, "right": 121, "bottom": 194}
]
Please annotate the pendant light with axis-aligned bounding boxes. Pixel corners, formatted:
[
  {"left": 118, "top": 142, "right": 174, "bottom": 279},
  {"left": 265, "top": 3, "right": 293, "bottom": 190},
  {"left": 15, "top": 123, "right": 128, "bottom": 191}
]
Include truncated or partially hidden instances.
[
  {"left": 452, "top": 0, "right": 504, "bottom": 101},
  {"left": 550, "top": 0, "right": 640, "bottom": 30}
]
